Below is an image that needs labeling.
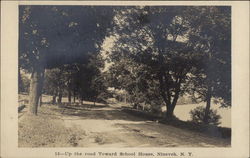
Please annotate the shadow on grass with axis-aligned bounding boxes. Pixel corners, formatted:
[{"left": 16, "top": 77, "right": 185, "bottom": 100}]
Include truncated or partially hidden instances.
[
  {"left": 42, "top": 102, "right": 108, "bottom": 107},
  {"left": 63, "top": 104, "right": 109, "bottom": 110},
  {"left": 122, "top": 108, "right": 231, "bottom": 139},
  {"left": 44, "top": 102, "right": 231, "bottom": 140}
]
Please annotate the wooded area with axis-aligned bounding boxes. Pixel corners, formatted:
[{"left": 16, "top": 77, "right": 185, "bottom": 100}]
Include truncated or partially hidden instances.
[{"left": 19, "top": 6, "right": 231, "bottom": 126}]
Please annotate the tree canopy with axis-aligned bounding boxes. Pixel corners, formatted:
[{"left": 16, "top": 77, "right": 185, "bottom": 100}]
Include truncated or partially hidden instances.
[
  {"left": 19, "top": 6, "right": 231, "bottom": 118},
  {"left": 19, "top": 6, "right": 115, "bottom": 70},
  {"left": 105, "top": 6, "right": 231, "bottom": 118}
]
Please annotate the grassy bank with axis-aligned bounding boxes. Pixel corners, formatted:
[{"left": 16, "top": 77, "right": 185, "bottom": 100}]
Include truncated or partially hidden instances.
[
  {"left": 18, "top": 105, "right": 86, "bottom": 147},
  {"left": 121, "top": 107, "right": 231, "bottom": 139}
]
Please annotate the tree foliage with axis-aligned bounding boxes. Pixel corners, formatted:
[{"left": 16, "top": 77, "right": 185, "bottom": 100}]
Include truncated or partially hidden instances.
[
  {"left": 107, "top": 7, "right": 194, "bottom": 117},
  {"left": 105, "top": 6, "right": 231, "bottom": 118},
  {"left": 185, "top": 6, "right": 231, "bottom": 107},
  {"left": 19, "top": 6, "right": 116, "bottom": 114},
  {"left": 19, "top": 6, "right": 231, "bottom": 118},
  {"left": 190, "top": 106, "right": 221, "bottom": 126},
  {"left": 19, "top": 6, "right": 115, "bottom": 70}
]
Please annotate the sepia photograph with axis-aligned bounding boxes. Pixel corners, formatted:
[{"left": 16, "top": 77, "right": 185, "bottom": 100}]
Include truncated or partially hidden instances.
[
  {"left": 1, "top": 1, "right": 249, "bottom": 158},
  {"left": 18, "top": 5, "right": 231, "bottom": 148}
]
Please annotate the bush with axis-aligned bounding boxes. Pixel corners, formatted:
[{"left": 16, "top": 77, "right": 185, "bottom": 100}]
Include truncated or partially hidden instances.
[
  {"left": 19, "top": 73, "right": 30, "bottom": 93},
  {"left": 190, "top": 106, "right": 221, "bottom": 126}
]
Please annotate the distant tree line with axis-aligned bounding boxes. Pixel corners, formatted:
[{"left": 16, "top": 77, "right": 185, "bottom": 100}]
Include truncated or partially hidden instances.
[{"left": 42, "top": 54, "right": 110, "bottom": 105}]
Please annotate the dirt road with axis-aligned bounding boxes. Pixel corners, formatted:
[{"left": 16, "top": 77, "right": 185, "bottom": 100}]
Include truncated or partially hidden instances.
[
  {"left": 18, "top": 102, "right": 230, "bottom": 147},
  {"left": 47, "top": 103, "right": 230, "bottom": 147}
]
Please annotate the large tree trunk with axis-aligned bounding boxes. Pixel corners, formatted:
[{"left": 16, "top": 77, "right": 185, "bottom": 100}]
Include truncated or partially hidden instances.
[
  {"left": 159, "top": 70, "right": 183, "bottom": 119},
  {"left": 203, "top": 86, "right": 212, "bottom": 124},
  {"left": 166, "top": 105, "right": 174, "bottom": 118},
  {"left": 28, "top": 67, "right": 44, "bottom": 115},
  {"left": 204, "top": 48, "right": 213, "bottom": 124},
  {"left": 166, "top": 80, "right": 181, "bottom": 118},
  {"left": 38, "top": 70, "right": 45, "bottom": 107},
  {"left": 158, "top": 71, "right": 174, "bottom": 119}
]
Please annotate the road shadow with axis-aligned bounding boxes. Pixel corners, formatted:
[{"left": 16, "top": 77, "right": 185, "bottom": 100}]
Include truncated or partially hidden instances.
[{"left": 50, "top": 104, "right": 147, "bottom": 122}]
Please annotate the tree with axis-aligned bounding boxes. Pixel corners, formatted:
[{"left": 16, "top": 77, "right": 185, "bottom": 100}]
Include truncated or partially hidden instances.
[
  {"left": 107, "top": 54, "right": 163, "bottom": 111},
  {"left": 19, "top": 6, "right": 115, "bottom": 115},
  {"left": 105, "top": 6, "right": 231, "bottom": 120},
  {"left": 88, "top": 55, "right": 111, "bottom": 105},
  {"left": 106, "top": 6, "right": 194, "bottom": 118},
  {"left": 184, "top": 6, "right": 231, "bottom": 123},
  {"left": 44, "top": 68, "right": 65, "bottom": 104},
  {"left": 44, "top": 53, "right": 109, "bottom": 105},
  {"left": 71, "top": 53, "right": 110, "bottom": 104}
]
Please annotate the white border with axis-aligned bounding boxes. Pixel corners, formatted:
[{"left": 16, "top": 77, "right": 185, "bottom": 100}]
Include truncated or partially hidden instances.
[{"left": 1, "top": 1, "right": 249, "bottom": 158}]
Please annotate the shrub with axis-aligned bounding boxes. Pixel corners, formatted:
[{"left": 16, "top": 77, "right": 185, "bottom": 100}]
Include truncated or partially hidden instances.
[
  {"left": 19, "top": 73, "right": 30, "bottom": 93},
  {"left": 189, "top": 106, "right": 221, "bottom": 126}
]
